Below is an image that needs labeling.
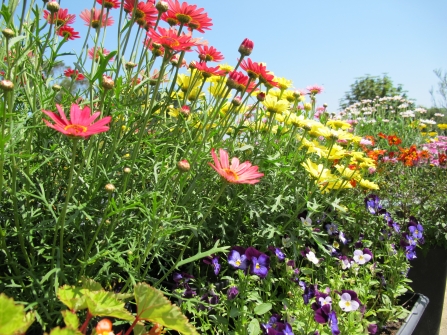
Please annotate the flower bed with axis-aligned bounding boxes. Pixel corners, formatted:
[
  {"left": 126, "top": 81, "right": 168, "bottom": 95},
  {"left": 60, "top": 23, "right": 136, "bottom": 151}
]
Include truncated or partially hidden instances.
[{"left": 0, "top": 1, "right": 443, "bottom": 334}]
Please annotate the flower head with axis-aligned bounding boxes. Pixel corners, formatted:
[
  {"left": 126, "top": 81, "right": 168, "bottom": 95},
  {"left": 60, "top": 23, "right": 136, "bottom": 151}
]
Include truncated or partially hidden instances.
[
  {"left": 57, "top": 25, "right": 80, "bottom": 40},
  {"left": 147, "top": 26, "right": 196, "bottom": 51},
  {"left": 338, "top": 290, "right": 360, "bottom": 312},
  {"left": 239, "top": 38, "right": 254, "bottom": 56},
  {"left": 80, "top": 8, "right": 114, "bottom": 28},
  {"left": 97, "top": 0, "right": 121, "bottom": 9},
  {"left": 162, "top": 0, "right": 212, "bottom": 33},
  {"left": 124, "top": 0, "right": 158, "bottom": 29},
  {"left": 203, "top": 255, "right": 220, "bottom": 275},
  {"left": 64, "top": 68, "right": 85, "bottom": 81},
  {"left": 196, "top": 45, "right": 224, "bottom": 62},
  {"left": 228, "top": 247, "right": 248, "bottom": 270},
  {"left": 307, "top": 85, "right": 324, "bottom": 95},
  {"left": 208, "top": 148, "right": 264, "bottom": 184},
  {"left": 365, "top": 194, "right": 382, "bottom": 215},
  {"left": 227, "top": 286, "right": 239, "bottom": 300},
  {"left": 88, "top": 47, "right": 114, "bottom": 61},
  {"left": 42, "top": 104, "right": 111, "bottom": 138},
  {"left": 353, "top": 249, "right": 372, "bottom": 265},
  {"left": 250, "top": 254, "right": 270, "bottom": 279},
  {"left": 43, "top": 8, "right": 76, "bottom": 26}
]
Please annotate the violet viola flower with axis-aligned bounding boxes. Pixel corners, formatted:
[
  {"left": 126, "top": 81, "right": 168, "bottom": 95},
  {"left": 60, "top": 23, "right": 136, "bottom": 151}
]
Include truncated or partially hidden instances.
[
  {"left": 228, "top": 247, "right": 248, "bottom": 270},
  {"left": 365, "top": 194, "right": 382, "bottom": 215},
  {"left": 368, "top": 323, "right": 378, "bottom": 334},
  {"left": 300, "top": 281, "right": 316, "bottom": 305},
  {"left": 227, "top": 286, "right": 239, "bottom": 300},
  {"left": 268, "top": 246, "right": 285, "bottom": 262},
  {"left": 325, "top": 223, "right": 338, "bottom": 236},
  {"left": 250, "top": 254, "right": 270, "bottom": 279},
  {"left": 313, "top": 303, "right": 331, "bottom": 324},
  {"left": 353, "top": 248, "right": 373, "bottom": 265},
  {"left": 408, "top": 217, "right": 423, "bottom": 239},
  {"left": 203, "top": 254, "right": 221, "bottom": 275},
  {"left": 261, "top": 314, "right": 294, "bottom": 335},
  {"left": 328, "top": 311, "right": 340, "bottom": 335}
]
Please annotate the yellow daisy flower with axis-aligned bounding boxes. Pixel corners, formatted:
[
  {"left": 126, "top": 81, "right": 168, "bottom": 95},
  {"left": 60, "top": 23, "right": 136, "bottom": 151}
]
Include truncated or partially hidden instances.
[{"left": 262, "top": 95, "right": 290, "bottom": 115}]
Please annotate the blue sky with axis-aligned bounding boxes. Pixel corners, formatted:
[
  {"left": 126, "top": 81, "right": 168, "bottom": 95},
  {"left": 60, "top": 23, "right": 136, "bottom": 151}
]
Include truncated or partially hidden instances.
[{"left": 55, "top": 0, "right": 447, "bottom": 111}]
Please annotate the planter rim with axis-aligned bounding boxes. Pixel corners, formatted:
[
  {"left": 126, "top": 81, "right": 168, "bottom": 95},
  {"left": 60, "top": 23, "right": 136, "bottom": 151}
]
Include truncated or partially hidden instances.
[{"left": 395, "top": 293, "right": 429, "bottom": 335}]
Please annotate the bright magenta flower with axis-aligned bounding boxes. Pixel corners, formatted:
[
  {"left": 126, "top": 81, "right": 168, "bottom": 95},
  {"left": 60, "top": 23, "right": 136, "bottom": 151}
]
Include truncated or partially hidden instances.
[
  {"left": 64, "top": 68, "right": 85, "bottom": 81},
  {"left": 194, "top": 62, "right": 226, "bottom": 78},
  {"left": 208, "top": 148, "right": 264, "bottom": 184},
  {"left": 80, "top": 8, "right": 114, "bottom": 28},
  {"left": 124, "top": 0, "right": 158, "bottom": 29},
  {"left": 43, "top": 104, "right": 112, "bottom": 138},
  {"left": 162, "top": 0, "right": 212, "bottom": 33},
  {"left": 306, "top": 85, "right": 324, "bottom": 95},
  {"left": 88, "top": 47, "right": 114, "bottom": 61},
  {"left": 238, "top": 38, "right": 254, "bottom": 56},
  {"left": 43, "top": 8, "right": 76, "bottom": 25},
  {"left": 96, "top": 0, "right": 121, "bottom": 9},
  {"left": 57, "top": 25, "right": 80, "bottom": 40},
  {"left": 147, "top": 27, "right": 196, "bottom": 51},
  {"left": 196, "top": 45, "right": 224, "bottom": 62}
]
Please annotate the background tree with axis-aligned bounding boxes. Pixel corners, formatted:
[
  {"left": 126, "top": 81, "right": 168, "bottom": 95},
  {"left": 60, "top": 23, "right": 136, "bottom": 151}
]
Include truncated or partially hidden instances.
[{"left": 339, "top": 74, "right": 408, "bottom": 110}]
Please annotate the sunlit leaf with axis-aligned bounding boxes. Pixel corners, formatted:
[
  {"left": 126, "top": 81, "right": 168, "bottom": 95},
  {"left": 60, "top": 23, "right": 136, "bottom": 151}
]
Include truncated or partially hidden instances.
[
  {"left": 85, "top": 291, "right": 134, "bottom": 321},
  {"left": 134, "top": 283, "right": 198, "bottom": 335},
  {"left": 61, "top": 311, "right": 79, "bottom": 329},
  {"left": 0, "top": 294, "right": 35, "bottom": 335},
  {"left": 48, "top": 327, "right": 83, "bottom": 335},
  {"left": 57, "top": 286, "right": 87, "bottom": 312}
]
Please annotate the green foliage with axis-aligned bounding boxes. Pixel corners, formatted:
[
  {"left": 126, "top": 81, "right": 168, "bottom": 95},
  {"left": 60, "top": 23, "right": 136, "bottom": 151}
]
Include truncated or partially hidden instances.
[
  {"left": 0, "top": 294, "right": 35, "bottom": 335},
  {"left": 340, "top": 74, "right": 408, "bottom": 110}
]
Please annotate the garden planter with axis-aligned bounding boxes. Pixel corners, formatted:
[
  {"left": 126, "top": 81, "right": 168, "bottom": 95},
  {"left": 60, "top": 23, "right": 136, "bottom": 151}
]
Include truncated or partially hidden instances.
[
  {"left": 394, "top": 293, "right": 429, "bottom": 335},
  {"left": 407, "top": 247, "right": 447, "bottom": 335}
]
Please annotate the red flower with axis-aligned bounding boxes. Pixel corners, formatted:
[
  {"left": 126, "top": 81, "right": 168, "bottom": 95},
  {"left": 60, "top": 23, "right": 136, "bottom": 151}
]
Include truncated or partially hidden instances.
[
  {"left": 42, "top": 104, "right": 111, "bottom": 138},
  {"left": 96, "top": 0, "right": 121, "bottom": 9},
  {"left": 57, "top": 26, "right": 80, "bottom": 40},
  {"left": 387, "top": 134, "right": 402, "bottom": 146},
  {"left": 240, "top": 58, "right": 277, "bottom": 87},
  {"left": 306, "top": 85, "right": 324, "bottom": 95},
  {"left": 88, "top": 47, "right": 114, "bottom": 61},
  {"left": 378, "top": 132, "right": 387, "bottom": 139},
  {"left": 439, "top": 153, "right": 447, "bottom": 166},
  {"left": 196, "top": 45, "right": 224, "bottom": 63},
  {"left": 80, "top": 8, "right": 114, "bottom": 28},
  {"left": 43, "top": 8, "right": 76, "bottom": 26},
  {"left": 194, "top": 62, "right": 226, "bottom": 79},
  {"left": 124, "top": 0, "right": 158, "bottom": 29},
  {"left": 239, "top": 38, "right": 254, "bottom": 56},
  {"left": 162, "top": 0, "right": 212, "bottom": 33},
  {"left": 147, "top": 27, "right": 196, "bottom": 51},
  {"left": 398, "top": 145, "right": 418, "bottom": 166},
  {"left": 208, "top": 148, "right": 264, "bottom": 184},
  {"left": 64, "top": 68, "right": 85, "bottom": 81},
  {"left": 226, "top": 71, "right": 257, "bottom": 93}
]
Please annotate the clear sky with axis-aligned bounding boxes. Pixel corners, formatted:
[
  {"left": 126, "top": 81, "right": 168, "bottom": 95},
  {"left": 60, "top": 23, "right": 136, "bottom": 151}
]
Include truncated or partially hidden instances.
[{"left": 53, "top": 0, "right": 447, "bottom": 111}]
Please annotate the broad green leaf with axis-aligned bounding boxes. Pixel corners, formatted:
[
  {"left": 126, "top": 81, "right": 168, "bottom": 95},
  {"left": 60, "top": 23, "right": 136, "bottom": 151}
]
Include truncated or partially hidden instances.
[
  {"left": 81, "top": 278, "right": 103, "bottom": 291},
  {"left": 254, "top": 303, "right": 272, "bottom": 315},
  {"left": 57, "top": 286, "right": 87, "bottom": 312},
  {"left": 247, "top": 318, "right": 260, "bottom": 335},
  {"left": 85, "top": 291, "right": 134, "bottom": 321},
  {"left": 134, "top": 283, "right": 199, "bottom": 335},
  {"left": 0, "top": 294, "right": 35, "bottom": 335},
  {"left": 61, "top": 311, "right": 79, "bottom": 329},
  {"left": 131, "top": 322, "right": 149, "bottom": 335},
  {"left": 49, "top": 327, "right": 83, "bottom": 335}
]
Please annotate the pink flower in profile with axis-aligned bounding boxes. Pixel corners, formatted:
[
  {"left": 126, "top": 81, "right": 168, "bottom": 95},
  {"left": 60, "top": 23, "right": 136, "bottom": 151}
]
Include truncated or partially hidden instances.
[
  {"left": 43, "top": 8, "right": 76, "bottom": 26},
  {"left": 208, "top": 148, "right": 264, "bottom": 184},
  {"left": 307, "top": 85, "right": 324, "bottom": 95},
  {"left": 42, "top": 104, "right": 111, "bottom": 138},
  {"left": 57, "top": 25, "right": 80, "bottom": 40},
  {"left": 80, "top": 8, "right": 114, "bottom": 28},
  {"left": 147, "top": 27, "right": 196, "bottom": 51},
  {"left": 88, "top": 47, "right": 114, "bottom": 61},
  {"left": 96, "top": 0, "right": 121, "bottom": 9}
]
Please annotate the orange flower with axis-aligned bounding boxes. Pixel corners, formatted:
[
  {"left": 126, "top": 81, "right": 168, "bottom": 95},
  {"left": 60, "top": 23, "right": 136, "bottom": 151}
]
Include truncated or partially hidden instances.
[
  {"left": 398, "top": 145, "right": 418, "bottom": 166},
  {"left": 387, "top": 135, "right": 402, "bottom": 146},
  {"left": 208, "top": 148, "right": 264, "bottom": 184}
]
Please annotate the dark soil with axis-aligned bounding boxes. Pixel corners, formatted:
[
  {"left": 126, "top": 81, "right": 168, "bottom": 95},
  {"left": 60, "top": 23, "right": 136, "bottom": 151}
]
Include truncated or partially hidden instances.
[
  {"left": 378, "top": 293, "right": 420, "bottom": 335},
  {"left": 379, "top": 321, "right": 404, "bottom": 335}
]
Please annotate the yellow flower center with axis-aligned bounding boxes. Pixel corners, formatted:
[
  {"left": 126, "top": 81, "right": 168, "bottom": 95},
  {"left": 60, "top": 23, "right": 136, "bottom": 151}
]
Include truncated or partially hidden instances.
[
  {"left": 161, "top": 36, "right": 180, "bottom": 48},
  {"left": 224, "top": 168, "right": 239, "bottom": 181},
  {"left": 235, "top": 259, "right": 241, "bottom": 266},
  {"left": 64, "top": 124, "right": 87, "bottom": 134}
]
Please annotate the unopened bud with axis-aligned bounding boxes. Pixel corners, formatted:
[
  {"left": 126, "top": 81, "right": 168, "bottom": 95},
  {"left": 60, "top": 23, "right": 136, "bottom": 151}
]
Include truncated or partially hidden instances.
[
  {"left": 155, "top": 1, "right": 169, "bottom": 13},
  {"left": 177, "top": 159, "right": 190, "bottom": 172},
  {"left": 52, "top": 84, "right": 61, "bottom": 92},
  {"left": 304, "top": 103, "right": 312, "bottom": 112},
  {"left": 323, "top": 103, "right": 328, "bottom": 108},
  {"left": 102, "top": 76, "right": 115, "bottom": 90},
  {"left": 46, "top": 0, "right": 60, "bottom": 13},
  {"left": 256, "top": 92, "right": 266, "bottom": 102},
  {"left": 188, "top": 61, "right": 197, "bottom": 70},
  {"left": 123, "top": 167, "right": 131, "bottom": 174},
  {"left": 232, "top": 96, "right": 242, "bottom": 106},
  {"left": 105, "top": 183, "right": 116, "bottom": 193},
  {"left": 179, "top": 105, "right": 190, "bottom": 118},
  {"left": 238, "top": 38, "right": 254, "bottom": 57},
  {"left": 2, "top": 29, "right": 15, "bottom": 39},
  {"left": 0, "top": 80, "right": 14, "bottom": 91},
  {"left": 125, "top": 62, "right": 137, "bottom": 70}
]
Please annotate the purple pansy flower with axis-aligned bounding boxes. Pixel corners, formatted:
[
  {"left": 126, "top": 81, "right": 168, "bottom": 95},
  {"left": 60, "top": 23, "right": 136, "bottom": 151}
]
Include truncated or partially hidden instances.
[
  {"left": 227, "top": 286, "right": 239, "bottom": 300},
  {"left": 203, "top": 254, "right": 221, "bottom": 275},
  {"left": 365, "top": 194, "right": 382, "bottom": 215},
  {"left": 328, "top": 311, "right": 340, "bottom": 335},
  {"left": 300, "top": 281, "right": 316, "bottom": 305},
  {"left": 353, "top": 248, "right": 373, "bottom": 265},
  {"left": 405, "top": 245, "right": 417, "bottom": 260},
  {"left": 228, "top": 247, "right": 248, "bottom": 270},
  {"left": 368, "top": 323, "right": 378, "bottom": 334},
  {"left": 325, "top": 223, "right": 338, "bottom": 236},
  {"left": 261, "top": 314, "right": 294, "bottom": 335},
  {"left": 268, "top": 246, "right": 286, "bottom": 262},
  {"left": 250, "top": 254, "right": 270, "bottom": 278},
  {"left": 338, "top": 290, "right": 361, "bottom": 312},
  {"left": 408, "top": 221, "right": 423, "bottom": 239}
]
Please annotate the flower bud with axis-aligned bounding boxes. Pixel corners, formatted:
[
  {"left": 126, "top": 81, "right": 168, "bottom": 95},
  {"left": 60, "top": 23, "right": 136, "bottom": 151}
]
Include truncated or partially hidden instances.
[
  {"left": 256, "top": 92, "right": 266, "bottom": 102},
  {"left": 2, "top": 29, "right": 15, "bottom": 39},
  {"left": 323, "top": 103, "right": 328, "bottom": 108},
  {"left": 188, "top": 61, "right": 197, "bottom": 70},
  {"left": 177, "top": 159, "right": 190, "bottom": 172},
  {"left": 125, "top": 61, "right": 137, "bottom": 70},
  {"left": 123, "top": 167, "right": 131, "bottom": 174},
  {"left": 0, "top": 80, "right": 14, "bottom": 91},
  {"left": 52, "top": 84, "right": 61, "bottom": 92},
  {"left": 46, "top": 0, "right": 60, "bottom": 13},
  {"left": 155, "top": 1, "right": 169, "bottom": 13},
  {"left": 102, "top": 76, "right": 115, "bottom": 90},
  {"left": 105, "top": 183, "right": 116, "bottom": 193},
  {"left": 238, "top": 38, "right": 254, "bottom": 56},
  {"left": 232, "top": 96, "right": 242, "bottom": 106},
  {"left": 304, "top": 103, "right": 312, "bottom": 112},
  {"left": 179, "top": 105, "right": 190, "bottom": 118}
]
